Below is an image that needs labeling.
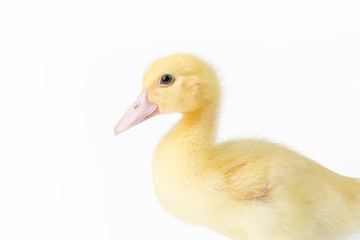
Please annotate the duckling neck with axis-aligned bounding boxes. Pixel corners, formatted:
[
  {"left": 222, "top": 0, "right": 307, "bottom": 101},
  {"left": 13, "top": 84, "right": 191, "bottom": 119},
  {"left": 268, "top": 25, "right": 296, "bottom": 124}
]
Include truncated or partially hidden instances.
[
  {"left": 152, "top": 104, "right": 219, "bottom": 223},
  {"left": 169, "top": 105, "right": 219, "bottom": 149}
]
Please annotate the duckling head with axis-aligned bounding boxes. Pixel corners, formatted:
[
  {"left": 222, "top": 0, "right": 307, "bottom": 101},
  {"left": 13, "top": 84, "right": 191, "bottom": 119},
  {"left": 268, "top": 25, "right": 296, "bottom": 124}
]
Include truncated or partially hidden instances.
[{"left": 114, "top": 54, "right": 220, "bottom": 135}]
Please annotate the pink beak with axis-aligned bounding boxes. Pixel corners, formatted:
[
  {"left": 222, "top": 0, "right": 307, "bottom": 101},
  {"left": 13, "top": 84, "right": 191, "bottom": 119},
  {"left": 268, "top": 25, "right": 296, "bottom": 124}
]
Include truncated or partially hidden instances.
[{"left": 114, "top": 89, "right": 160, "bottom": 135}]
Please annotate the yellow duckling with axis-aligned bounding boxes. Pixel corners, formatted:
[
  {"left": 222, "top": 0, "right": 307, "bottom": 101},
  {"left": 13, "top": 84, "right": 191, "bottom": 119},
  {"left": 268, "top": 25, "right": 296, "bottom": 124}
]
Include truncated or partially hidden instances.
[{"left": 114, "top": 54, "right": 360, "bottom": 240}]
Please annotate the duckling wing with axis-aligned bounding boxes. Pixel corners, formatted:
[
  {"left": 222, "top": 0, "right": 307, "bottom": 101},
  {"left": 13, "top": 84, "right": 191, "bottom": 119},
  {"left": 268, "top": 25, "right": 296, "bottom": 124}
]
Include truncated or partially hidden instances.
[{"left": 224, "top": 161, "right": 268, "bottom": 200}]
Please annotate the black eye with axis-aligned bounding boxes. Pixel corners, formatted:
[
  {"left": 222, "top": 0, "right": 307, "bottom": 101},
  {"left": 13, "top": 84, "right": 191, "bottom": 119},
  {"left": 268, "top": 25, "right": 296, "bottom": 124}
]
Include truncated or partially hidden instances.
[{"left": 159, "top": 74, "right": 174, "bottom": 86}]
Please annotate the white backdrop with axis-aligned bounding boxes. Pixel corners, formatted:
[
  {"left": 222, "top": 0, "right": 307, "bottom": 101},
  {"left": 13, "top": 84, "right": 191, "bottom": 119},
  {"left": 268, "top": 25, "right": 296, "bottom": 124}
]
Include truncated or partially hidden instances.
[{"left": 1, "top": 0, "right": 359, "bottom": 239}]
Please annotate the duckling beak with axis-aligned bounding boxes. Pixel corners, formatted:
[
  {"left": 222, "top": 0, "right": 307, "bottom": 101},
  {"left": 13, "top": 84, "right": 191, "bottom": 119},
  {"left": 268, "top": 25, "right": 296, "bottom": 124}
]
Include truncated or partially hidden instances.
[{"left": 114, "top": 89, "right": 160, "bottom": 135}]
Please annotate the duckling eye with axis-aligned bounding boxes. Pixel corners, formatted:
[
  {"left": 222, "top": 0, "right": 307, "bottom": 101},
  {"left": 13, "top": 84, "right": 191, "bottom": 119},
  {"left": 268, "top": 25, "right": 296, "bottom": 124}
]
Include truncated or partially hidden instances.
[{"left": 159, "top": 74, "right": 174, "bottom": 86}]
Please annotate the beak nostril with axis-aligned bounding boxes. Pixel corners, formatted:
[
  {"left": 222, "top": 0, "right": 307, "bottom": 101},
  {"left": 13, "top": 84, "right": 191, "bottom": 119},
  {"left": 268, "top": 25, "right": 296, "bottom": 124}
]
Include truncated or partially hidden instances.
[{"left": 134, "top": 102, "right": 141, "bottom": 110}]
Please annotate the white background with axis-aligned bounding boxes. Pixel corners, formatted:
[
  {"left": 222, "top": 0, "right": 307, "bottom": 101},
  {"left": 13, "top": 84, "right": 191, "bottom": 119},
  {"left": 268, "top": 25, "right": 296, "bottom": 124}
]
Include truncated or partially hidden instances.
[{"left": 1, "top": 0, "right": 360, "bottom": 239}]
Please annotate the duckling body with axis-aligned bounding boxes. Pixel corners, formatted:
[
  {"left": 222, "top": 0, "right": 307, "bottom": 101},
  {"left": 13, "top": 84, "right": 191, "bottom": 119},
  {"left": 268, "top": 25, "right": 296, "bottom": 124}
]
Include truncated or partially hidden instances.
[
  {"left": 114, "top": 54, "right": 360, "bottom": 239},
  {"left": 152, "top": 107, "right": 360, "bottom": 240}
]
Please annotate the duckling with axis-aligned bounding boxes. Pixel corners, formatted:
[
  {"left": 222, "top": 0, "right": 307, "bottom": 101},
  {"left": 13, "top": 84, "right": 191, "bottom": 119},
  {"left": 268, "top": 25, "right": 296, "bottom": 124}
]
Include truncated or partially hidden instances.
[{"left": 114, "top": 54, "right": 360, "bottom": 240}]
